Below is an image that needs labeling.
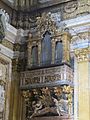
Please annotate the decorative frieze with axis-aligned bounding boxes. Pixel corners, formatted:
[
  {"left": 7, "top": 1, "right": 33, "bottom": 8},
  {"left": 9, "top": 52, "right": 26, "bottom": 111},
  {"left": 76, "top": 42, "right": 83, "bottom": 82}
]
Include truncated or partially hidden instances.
[
  {"left": 20, "top": 64, "right": 73, "bottom": 86},
  {"left": 63, "top": 0, "right": 90, "bottom": 19}
]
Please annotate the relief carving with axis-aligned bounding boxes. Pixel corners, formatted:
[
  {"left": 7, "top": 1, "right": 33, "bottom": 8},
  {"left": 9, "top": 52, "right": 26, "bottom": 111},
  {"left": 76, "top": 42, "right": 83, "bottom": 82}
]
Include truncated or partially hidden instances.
[
  {"left": 21, "top": 65, "right": 73, "bottom": 85},
  {"left": 71, "top": 32, "right": 90, "bottom": 62},
  {"left": 0, "top": 61, "right": 8, "bottom": 120},
  {"left": 75, "top": 48, "right": 90, "bottom": 62},
  {"left": 64, "top": 1, "right": 78, "bottom": 13},
  {"left": 22, "top": 86, "right": 73, "bottom": 119},
  {"left": 36, "top": 12, "right": 57, "bottom": 36}
]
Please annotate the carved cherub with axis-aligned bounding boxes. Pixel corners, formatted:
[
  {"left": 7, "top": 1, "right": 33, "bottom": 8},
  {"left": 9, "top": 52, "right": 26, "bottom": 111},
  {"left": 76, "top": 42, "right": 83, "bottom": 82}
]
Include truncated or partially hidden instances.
[
  {"left": 52, "top": 97, "right": 68, "bottom": 116},
  {"left": 30, "top": 98, "right": 43, "bottom": 119}
]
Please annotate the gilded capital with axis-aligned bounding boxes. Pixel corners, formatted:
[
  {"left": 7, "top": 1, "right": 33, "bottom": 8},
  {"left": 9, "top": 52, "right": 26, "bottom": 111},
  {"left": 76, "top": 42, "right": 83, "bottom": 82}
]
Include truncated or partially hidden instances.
[
  {"left": 74, "top": 48, "right": 90, "bottom": 62},
  {"left": 71, "top": 32, "right": 90, "bottom": 62}
]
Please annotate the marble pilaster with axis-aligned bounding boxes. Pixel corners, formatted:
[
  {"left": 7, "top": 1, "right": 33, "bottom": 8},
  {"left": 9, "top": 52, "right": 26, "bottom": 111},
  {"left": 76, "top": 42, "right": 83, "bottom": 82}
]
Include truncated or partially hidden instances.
[{"left": 72, "top": 34, "right": 90, "bottom": 120}]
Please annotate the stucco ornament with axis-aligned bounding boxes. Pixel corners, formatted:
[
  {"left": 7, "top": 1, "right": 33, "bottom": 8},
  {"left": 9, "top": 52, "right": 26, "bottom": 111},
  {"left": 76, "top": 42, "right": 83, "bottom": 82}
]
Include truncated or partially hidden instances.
[{"left": 36, "top": 12, "right": 57, "bottom": 37}]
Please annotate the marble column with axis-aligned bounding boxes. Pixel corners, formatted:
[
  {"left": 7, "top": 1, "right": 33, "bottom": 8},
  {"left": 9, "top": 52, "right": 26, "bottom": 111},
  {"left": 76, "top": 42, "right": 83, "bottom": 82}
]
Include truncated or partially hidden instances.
[
  {"left": 72, "top": 38, "right": 90, "bottom": 120},
  {"left": 8, "top": 59, "right": 20, "bottom": 120},
  {"left": 74, "top": 56, "right": 78, "bottom": 120}
]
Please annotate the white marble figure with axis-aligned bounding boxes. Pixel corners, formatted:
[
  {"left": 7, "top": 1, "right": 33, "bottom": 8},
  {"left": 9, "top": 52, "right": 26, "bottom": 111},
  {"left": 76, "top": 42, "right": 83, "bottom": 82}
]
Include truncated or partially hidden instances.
[
  {"left": 30, "top": 100, "right": 43, "bottom": 118},
  {"left": 52, "top": 97, "right": 62, "bottom": 116},
  {"left": 0, "top": 9, "right": 3, "bottom": 14},
  {"left": 5, "top": 13, "right": 10, "bottom": 23},
  {"left": 52, "top": 97, "right": 68, "bottom": 116},
  {"left": 0, "top": 9, "right": 10, "bottom": 30}
]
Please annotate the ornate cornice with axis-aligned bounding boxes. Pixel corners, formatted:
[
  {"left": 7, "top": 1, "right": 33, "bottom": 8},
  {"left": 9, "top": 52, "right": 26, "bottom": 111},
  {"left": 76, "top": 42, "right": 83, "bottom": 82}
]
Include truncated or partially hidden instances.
[{"left": 60, "top": 14, "right": 90, "bottom": 36}]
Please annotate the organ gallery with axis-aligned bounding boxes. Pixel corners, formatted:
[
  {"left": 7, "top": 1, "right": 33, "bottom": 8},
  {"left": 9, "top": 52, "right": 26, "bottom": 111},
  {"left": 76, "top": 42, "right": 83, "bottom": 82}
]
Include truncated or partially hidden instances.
[{"left": 0, "top": 0, "right": 90, "bottom": 120}]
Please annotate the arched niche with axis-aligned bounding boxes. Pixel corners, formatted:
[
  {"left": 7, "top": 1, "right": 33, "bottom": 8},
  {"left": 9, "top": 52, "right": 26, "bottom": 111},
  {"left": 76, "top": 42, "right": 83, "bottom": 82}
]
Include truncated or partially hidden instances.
[
  {"left": 55, "top": 41, "right": 63, "bottom": 64},
  {"left": 31, "top": 45, "right": 38, "bottom": 66},
  {"left": 41, "top": 31, "right": 52, "bottom": 65}
]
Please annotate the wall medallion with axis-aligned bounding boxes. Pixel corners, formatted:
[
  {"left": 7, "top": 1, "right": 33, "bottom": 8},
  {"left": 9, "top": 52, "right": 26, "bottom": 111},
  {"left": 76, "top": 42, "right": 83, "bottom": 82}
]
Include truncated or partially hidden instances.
[{"left": 64, "top": 1, "right": 78, "bottom": 13}]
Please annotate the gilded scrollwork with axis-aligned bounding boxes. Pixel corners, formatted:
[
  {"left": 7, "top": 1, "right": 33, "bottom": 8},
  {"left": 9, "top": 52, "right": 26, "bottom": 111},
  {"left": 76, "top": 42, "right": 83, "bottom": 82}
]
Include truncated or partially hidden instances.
[
  {"left": 36, "top": 12, "right": 57, "bottom": 36},
  {"left": 22, "top": 86, "right": 73, "bottom": 119}
]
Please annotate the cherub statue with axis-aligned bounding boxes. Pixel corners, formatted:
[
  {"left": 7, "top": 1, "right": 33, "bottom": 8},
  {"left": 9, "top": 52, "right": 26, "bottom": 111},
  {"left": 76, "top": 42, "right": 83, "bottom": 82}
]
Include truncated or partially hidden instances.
[
  {"left": 30, "top": 99, "right": 43, "bottom": 118},
  {"left": 0, "top": 8, "right": 10, "bottom": 32},
  {"left": 52, "top": 97, "right": 61, "bottom": 116},
  {"left": 5, "top": 12, "right": 10, "bottom": 23},
  {"left": 52, "top": 97, "right": 68, "bottom": 116}
]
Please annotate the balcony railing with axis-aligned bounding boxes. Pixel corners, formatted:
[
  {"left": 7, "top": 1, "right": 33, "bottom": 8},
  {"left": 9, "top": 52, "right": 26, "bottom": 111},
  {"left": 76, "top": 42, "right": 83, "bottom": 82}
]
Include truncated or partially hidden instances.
[{"left": 20, "top": 63, "right": 73, "bottom": 90}]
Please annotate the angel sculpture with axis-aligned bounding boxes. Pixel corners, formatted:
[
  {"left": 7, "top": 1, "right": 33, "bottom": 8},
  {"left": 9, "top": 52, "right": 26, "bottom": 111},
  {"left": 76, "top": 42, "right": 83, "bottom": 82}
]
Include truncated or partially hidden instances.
[
  {"left": 30, "top": 100, "right": 43, "bottom": 119},
  {"left": 52, "top": 97, "right": 68, "bottom": 116}
]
